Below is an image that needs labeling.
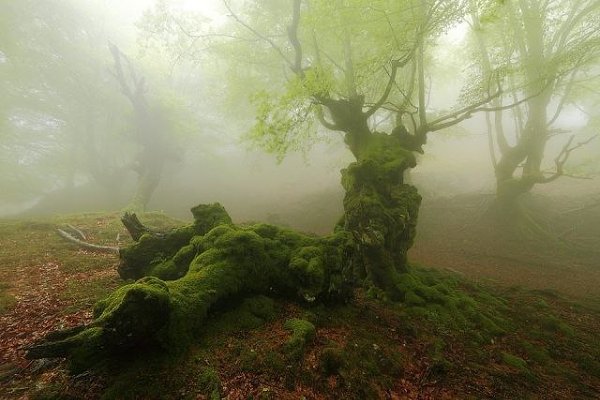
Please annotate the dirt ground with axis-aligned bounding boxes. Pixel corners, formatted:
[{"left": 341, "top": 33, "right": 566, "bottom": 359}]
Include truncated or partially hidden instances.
[{"left": 410, "top": 193, "right": 600, "bottom": 300}]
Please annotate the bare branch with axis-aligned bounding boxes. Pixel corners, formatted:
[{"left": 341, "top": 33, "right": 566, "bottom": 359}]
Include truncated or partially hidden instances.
[
  {"left": 315, "top": 105, "right": 343, "bottom": 131},
  {"left": 57, "top": 229, "right": 119, "bottom": 255},
  {"left": 364, "top": 59, "right": 402, "bottom": 118},
  {"left": 223, "top": 0, "right": 294, "bottom": 70},
  {"left": 108, "top": 42, "right": 134, "bottom": 101},
  {"left": 287, "top": 0, "right": 303, "bottom": 75},
  {"left": 426, "top": 90, "right": 502, "bottom": 132},
  {"left": 539, "top": 135, "right": 597, "bottom": 183},
  {"left": 485, "top": 113, "right": 498, "bottom": 168},
  {"left": 65, "top": 224, "right": 86, "bottom": 241},
  {"left": 548, "top": 65, "right": 581, "bottom": 126}
]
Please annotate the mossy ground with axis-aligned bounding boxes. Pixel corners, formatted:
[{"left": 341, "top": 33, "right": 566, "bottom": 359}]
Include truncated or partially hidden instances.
[{"left": 1, "top": 212, "right": 599, "bottom": 399}]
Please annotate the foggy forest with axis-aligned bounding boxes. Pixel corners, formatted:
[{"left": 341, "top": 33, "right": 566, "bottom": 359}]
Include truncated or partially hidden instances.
[{"left": 1, "top": 0, "right": 599, "bottom": 398}]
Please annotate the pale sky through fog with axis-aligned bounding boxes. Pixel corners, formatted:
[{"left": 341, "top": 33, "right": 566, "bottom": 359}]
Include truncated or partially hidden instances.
[{"left": 103, "top": 0, "right": 222, "bottom": 21}]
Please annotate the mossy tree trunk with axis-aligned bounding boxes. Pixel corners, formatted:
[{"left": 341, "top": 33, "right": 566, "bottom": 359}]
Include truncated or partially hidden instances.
[
  {"left": 494, "top": 89, "right": 551, "bottom": 213},
  {"left": 318, "top": 95, "right": 422, "bottom": 299}
]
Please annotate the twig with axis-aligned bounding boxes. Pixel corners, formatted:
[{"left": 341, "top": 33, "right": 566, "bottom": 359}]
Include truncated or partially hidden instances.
[
  {"left": 562, "top": 199, "right": 600, "bottom": 214},
  {"left": 65, "top": 224, "right": 86, "bottom": 240},
  {"left": 56, "top": 229, "right": 119, "bottom": 255},
  {"left": 540, "top": 134, "right": 597, "bottom": 183},
  {"left": 222, "top": 0, "right": 293, "bottom": 70}
]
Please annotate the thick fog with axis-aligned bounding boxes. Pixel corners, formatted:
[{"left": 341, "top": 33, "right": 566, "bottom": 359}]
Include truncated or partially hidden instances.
[{"left": 1, "top": 0, "right": 598, "bottom": 235}]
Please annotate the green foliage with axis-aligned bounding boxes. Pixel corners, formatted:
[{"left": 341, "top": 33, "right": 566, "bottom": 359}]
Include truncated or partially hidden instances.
[
  {"left": 248, "top": 83, "right": 318, "bottom": 161},
  {"left": 140, "top": 0, "right": 467, "bottom": 160},
  {"left": 501, "top": 352, "right": 528, "bottom": 371},
  {"left": 197, "top": 367, "right": 221, "bottom": 400}
]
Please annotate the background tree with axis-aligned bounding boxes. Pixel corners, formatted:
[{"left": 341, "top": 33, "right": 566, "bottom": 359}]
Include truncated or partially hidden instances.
[
  {"left": 0, "top": 0, "right": 133, "bottom": 206},
  {"left": 0, "top": 0, "right": 197, "bottom": 213},
  {"left": 468, "top": 0, "right": 600, "bottom": 212},
  {"left": 108, "top": 43, "right": 178, "bottom": 211}
]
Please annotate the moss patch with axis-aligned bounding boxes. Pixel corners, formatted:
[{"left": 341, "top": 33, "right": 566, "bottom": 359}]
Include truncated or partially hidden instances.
[
  {"left": 283, "top": 318, "right": 316, "bottom": 360},
  {"left": 0, "top": 282, "right": 16, "bottom": 314},
  {"left": 197, "top": 367, "right": 221, "bottom": 400},
  {"left": 501, "top": 352, "right": 528, "bottom": 371}
]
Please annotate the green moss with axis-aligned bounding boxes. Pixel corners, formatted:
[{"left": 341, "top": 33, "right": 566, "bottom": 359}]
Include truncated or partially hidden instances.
[
  {"left": 68, "top": 327, "right": 105, "bottom": 373},
  {"left": 533, "top": 298, "right": 550, "bottom": 309},
  {"left": 118, "top": 203, "right": 232, "bottom": 280},
  {"left": 337, "top": 337, "right": 405, "bottom": 398},
  {"left": 190, "top": 203, "right": 232, "bottom": 233},
  {"left": 0, "top": 282, "right": 16, "bottom": 315},
  {"left": 209, "top": 296, "right": 278, "bottom": 333},
  {"left": 395, "top": 267, "right": 509, "bottom": 342},
  {"left": 197, "top": 367, "right": 221, "bottom": 400},
  {"left": 540, "top": 315, "right": 574, "bottom": 337},
  {"left": 520, "top": 341, "right": 551, "bottom": 364},
  {"left": 404, "top": 291, "right": 426, "bottom": 306},
  {"left": 238, "top": 346, "right": 259, "bottom": 371},
  {"left": 341, "top": 132, "right": 422, "bottom": 298},
  {"left": 262, "top": 350, "right": 286, "bottom": 373},
  {"left": 283, "top": 318, "right": 316, "bottom": 360},
  {"left": 501, "top": 352, "right": 528, "bottom": 371},
  {"left": 577, "top": 356, "right": 600, "bottom": 378},
  {"left": 320, "top": 346, "right": 345, "bottom": 375},
  {"left": 476, "top": 313, "right": 506, "bottom": 337}
]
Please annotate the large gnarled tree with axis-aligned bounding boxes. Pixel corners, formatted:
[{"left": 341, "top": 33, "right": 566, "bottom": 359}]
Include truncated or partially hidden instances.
[{"left": 26, "top": 0, "right": 506, "bottom": 370}]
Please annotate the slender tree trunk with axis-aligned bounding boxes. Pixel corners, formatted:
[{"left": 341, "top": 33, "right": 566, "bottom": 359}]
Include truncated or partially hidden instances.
[{"left": 493, "top": 0, "right": 552, "bottom": 213}]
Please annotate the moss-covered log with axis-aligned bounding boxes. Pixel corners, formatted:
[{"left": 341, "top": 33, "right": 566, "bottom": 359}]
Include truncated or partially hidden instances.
[
  {"left": 27, "top": 131, "right": 422, "bottom": 371},
  {"left": 27, "top": 211, "right": 352, "bottom": 371},
  {"left": 117, "top": 203, "right": 233, "bottom": 280}
]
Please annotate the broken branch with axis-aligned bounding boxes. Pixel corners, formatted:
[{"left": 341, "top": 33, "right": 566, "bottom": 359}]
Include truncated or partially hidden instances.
[{"left": 56, "top": 229, "right": 119, "bottom": 255}]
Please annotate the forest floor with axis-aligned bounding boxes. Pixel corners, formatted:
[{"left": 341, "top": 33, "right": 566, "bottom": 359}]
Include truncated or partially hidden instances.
[
  {"left": 411, "top": 193, "right": 600, "bottom": 299},
  {"left": 0, "top": 195, "right": 599, "bottom": 399}
]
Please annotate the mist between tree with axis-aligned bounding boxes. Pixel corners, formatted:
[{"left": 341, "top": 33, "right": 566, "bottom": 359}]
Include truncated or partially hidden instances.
[{"left": 2, "top": 0, "right": 599, "bottom": 227}]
